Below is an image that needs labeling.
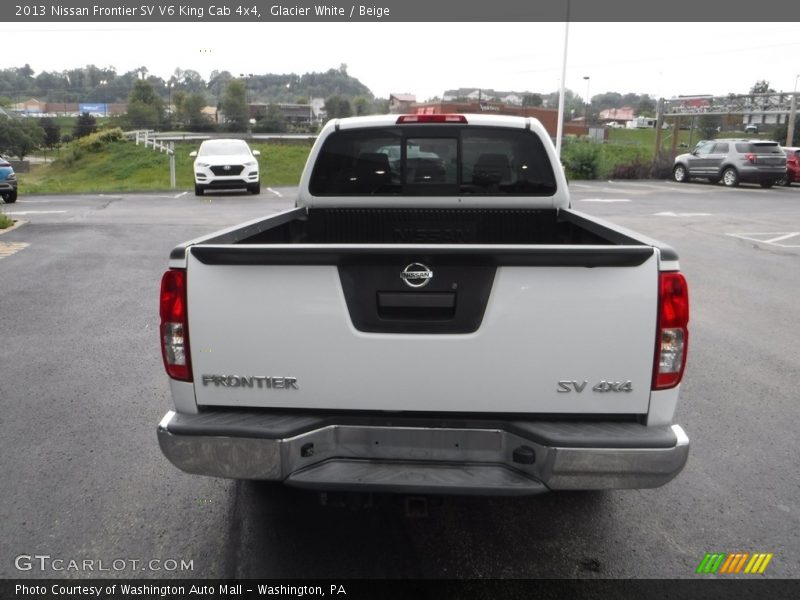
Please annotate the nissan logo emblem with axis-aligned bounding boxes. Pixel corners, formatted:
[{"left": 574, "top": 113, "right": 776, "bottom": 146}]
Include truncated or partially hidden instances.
[{"left": 400, "top": 263, "right": 433, "bottom": 288}]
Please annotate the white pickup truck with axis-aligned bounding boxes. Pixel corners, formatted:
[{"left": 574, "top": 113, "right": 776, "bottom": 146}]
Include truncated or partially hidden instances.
[{"left": 157, "top": 114, "right": 690, "bottom": 496}]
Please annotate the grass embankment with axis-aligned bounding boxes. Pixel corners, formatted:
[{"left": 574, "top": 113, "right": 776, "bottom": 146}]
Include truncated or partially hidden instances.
[
  {"left": 19, "top": 138, "right": 314, "bottom": 195},
  {"left": 0, "top": 212, "right": 13, "bottom": 229}
]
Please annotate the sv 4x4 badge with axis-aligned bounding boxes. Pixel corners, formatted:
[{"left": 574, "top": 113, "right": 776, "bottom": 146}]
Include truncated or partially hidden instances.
[{"left": 557, "top": 380, "right": 634, "bottom": 393}]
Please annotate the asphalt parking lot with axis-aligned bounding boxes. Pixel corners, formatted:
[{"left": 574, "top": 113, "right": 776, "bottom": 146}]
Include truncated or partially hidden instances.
[{"left": 0, "top": 180, "right": 798, "bottom": 580}]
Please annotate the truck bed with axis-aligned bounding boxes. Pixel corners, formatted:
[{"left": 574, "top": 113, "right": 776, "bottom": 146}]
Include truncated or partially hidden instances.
[{"left": 171, "top": 206, "right": 677, "bottom": 254}]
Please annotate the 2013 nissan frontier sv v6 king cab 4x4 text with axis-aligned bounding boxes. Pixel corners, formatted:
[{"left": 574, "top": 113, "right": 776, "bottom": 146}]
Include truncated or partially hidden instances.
[{"left": 157, "top": 114, "right": 690, "bottom": 496}]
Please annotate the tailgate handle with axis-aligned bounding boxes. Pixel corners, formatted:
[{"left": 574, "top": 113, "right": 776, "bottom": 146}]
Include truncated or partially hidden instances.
[
  {"left": 378, "top": 292, "right": 455, "bottom": 309},
  {"left": 377, "top": 292, "right": 456, "bottom": 320}
]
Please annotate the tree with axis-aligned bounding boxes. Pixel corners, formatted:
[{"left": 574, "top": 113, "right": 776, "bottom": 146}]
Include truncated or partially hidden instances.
[
  {"left": 372, "top": 98, "right": 390, "bottom": 114},
  {"left": 0, "top": 118, "right": 44, "bottom": 160},
  {"left": 698, "top": 115, "right": 722, "bottom": 139},
  {"left": 171, "top": 90, "right": 187, "bottom": 124},
  {"left": 183, "top": 92, "right": 213, "bottom": 130},
  {"left": 324, "top": 95, "right": 352, "bottom": 119},
  {"left": 253, "top": 104, "right": 287, "bottom": 133},
  {"left": 591, "top": 91, "right": 623, "bottom": 111},
  {"left": 222, "top": 79, "right": 249, "bottom": 132},
  {"left": 522, "top": 93, "right": 543, "bottom": 107},
  {"left": 17, "top": 64, "right": 35, "bottom": 79},
  {"left": 39, "top": 117, "right": 61, "bottom": 148},
  {"left": 175, "top": 68, "right": 206, "bottom": 94},
  {"left": 126, "top": 102, "right": 160, "bottom": 129},
  {"left": 208, "top": 70, "right": 234, "bottom": 100},
  {"left": 353, "top": 96, "right": 370, "bottom": 116},
  {"left": 774, "top": 121, "right": 800, "bottom": 146},
  {"left": 72, "top": 112, "right": 97, "bottom": 138},
  {"left": 127, "top": 79, "right": 164, "bottom": 129},
  {"left": 543, "top": 89, "right": 580, "bottom": 114},
  {"left": 750, "top": 80, "right": 774, "bottom": 94},
  {"left": 129, "top": 79, "right": 162, "bottom": 108},
  {"left": 636, "top": 95, "right": 656, "bottom": 117}
]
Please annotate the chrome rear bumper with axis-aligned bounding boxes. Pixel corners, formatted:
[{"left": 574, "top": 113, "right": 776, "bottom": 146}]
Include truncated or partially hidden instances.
[{"left": 158, "top": 411, "right": 689, "bottom": 495}]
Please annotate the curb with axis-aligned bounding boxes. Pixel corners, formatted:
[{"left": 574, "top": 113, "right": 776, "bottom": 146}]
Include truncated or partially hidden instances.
[{"left": 0, "top": 219, "right": 28, "bottom": 236}]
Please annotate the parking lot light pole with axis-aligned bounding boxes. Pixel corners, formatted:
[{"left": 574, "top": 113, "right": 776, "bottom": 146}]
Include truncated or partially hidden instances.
[
  {"left": 583, "top": 76, "right": 590, "bottom": 121},
  {"left": 555, "top": 1, "right": 571, "bottom": 158},
  {"left": 167, "top": 81, "right": 173, "bottom": 130},
  {"left": 786, "top": 74, "right": 799, "bottom": 147},
  {"left": 99, "top": 80, "right": 107, "bottom": 116}
]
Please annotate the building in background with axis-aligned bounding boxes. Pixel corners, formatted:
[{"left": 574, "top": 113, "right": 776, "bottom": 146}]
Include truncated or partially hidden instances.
[
  {"left": 408, "top": 100, "right": 587, "bottom": 138},
  {"left": 388, "top": 93, "right": 417, "bottom": 114}
]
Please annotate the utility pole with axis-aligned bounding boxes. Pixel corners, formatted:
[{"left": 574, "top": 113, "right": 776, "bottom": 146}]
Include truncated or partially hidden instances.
[
  {"left": 583, "top": 75, "right": 590, "bottom": 129},
  {"left": 786, "top": 74, "right": 799, "bottom": 147},
  {"left": 653, "top": 98, "right": 665, "bottom": 164},
  {"left": 555, "top": 0, "right": 571, "bottom": 158}
]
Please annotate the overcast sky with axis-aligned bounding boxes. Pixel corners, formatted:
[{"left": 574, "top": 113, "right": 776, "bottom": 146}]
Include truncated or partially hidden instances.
[{"left": 4, "top": 22, "right": 800, "bottom": 101}]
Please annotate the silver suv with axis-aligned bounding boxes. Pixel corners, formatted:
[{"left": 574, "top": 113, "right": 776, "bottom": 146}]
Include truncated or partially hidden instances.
[{"left": 672, "top": 139, "right": 786, "bottom": 188}]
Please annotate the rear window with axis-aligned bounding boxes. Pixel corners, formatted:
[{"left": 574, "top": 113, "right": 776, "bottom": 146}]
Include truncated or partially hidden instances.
[
  {"left": 198, "top": 140, "right": 251, "bottom": 156},
  {"left": 751, "top": 142, "right": 783, "bottom": 154},
  {"left": 308, "top": 126, "right": 556, "bottom": 196}
]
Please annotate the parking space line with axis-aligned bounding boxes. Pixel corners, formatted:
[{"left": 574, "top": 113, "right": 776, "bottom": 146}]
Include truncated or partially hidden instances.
[
  {"left": 4, "top": 210, "right": 68, "bottom": 215},
  {"left": 579, "top": 198, "right": 631, "bottom": 203},
  {"left": 0, "top": 242, "right": 30, "bottom": 260},
  {"left": 654, "top": 212, "right": 713, "bottom": 217},
  {"left": 726, "top": 232, "right": 800, "bottom": 248},
  {"left": 266, "top": 187, "right": 283, "bottom": 198},
  {"left": 764, "top": 232, "right": 800, "bottom": 244}
]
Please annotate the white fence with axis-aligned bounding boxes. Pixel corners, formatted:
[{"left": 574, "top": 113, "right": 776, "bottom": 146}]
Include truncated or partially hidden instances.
[{"left": 125, "top": 130, "right": 176, "bottom": 189}]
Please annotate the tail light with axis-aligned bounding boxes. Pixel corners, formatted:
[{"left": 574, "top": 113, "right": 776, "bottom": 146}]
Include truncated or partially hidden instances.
[
  {"left": 396, "top": 114, "right": 468, "bottom": 124},
  {"left": 160, "top": 269, "right": 192, "bottom": 381},
  {"left": 653, "top": 272, "right": 689, "bottom": 390},
  {"left": 745, "top": 153, "right": 757, "bottom": 164}
]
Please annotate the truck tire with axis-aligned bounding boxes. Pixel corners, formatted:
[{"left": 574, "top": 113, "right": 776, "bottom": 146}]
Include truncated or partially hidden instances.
[
  {"left": 722, "top": 167, "right": 739, "bottom": 187},
  {"left": 672, "top": 164, "right": 689, "bottom": 183},
  {"left": 194, "top": 184, "right": 205, "bottom": 196},
  {"left": 248, "top": 182, "right": 261, "bottom": 195},
  {"left": 2, "top": 191, "right": 17, "bottom": 203}
]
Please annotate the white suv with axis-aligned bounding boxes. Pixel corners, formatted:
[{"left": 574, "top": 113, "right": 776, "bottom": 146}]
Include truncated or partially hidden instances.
[{"left": 190, "top": 139, "right": 261, "bottom": 196}]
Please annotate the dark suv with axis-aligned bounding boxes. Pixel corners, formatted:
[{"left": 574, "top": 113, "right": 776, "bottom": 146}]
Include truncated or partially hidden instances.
[
  {"left": 0, "top": 156, "right": 17, "bottom": 203},
  {"left": 672, "top": 139, "right": 786, "bottom": 188}
]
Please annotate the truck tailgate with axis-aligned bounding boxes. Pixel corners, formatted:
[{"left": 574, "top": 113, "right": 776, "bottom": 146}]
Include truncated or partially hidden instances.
[{"left": 187, "top": 246, "right": 659, "bottom": 414}]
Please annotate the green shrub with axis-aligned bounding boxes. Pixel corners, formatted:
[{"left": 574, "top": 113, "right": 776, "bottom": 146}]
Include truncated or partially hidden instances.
[
  {"left": 0, "top": 211, "right": 13, "bottom": 229},
  {"left": 651, "top": 157, "right": 675, "bottom": 180},
  {"left": 563, "top": 141, "right": 601, "bottom": 180},
  {"left": 597, "top": 144, "right": 649, "bottom": 179},
  {"left": 74, "top": 128, "right": 124, "bottom": 152},
  {"left": 610, "top": 156, "right": 652, "bottom": 179}
]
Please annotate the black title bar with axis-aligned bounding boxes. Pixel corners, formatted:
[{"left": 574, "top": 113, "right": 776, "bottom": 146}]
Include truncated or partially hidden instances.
[
  {"left": 3, "top": 579, "right": 800, "bottom": 600},
  {"left": 4, "top": 0, "right": 800, "bottom": 22}
]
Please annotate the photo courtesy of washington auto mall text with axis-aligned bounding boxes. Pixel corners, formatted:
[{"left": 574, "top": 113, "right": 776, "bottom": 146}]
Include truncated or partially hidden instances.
[{"left": 13, "top": 583, "right": 348, "bottom": 598}]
